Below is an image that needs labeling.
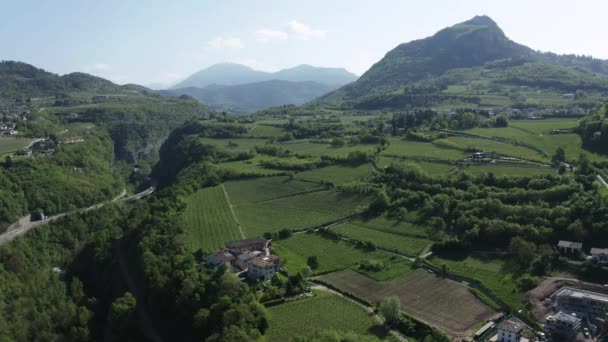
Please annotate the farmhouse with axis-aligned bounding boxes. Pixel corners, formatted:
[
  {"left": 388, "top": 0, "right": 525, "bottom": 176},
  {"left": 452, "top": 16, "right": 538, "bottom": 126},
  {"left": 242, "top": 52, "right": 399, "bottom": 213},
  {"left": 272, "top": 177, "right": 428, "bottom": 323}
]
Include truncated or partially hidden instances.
[
  {"left": 497, "top": 319, "right": 524, "bottom": 342},
  {"left": 557, "top": 240, "right": 582, "bottom": 256},
  {"left": 247, "top": 255, "right": 281, "bottom": 281},
  {"left": 590, "top": 247, "right": 608, "bottom": 266},
  {"left": 207, "top": 248, "right": 236, "bottom": 268},
  {"left": 235, "top": 250, "right": 263, "bottom": 270},
  {"left": 225, "top": 238, "right": 268, "bottom": 253},
  {"left": 471, "top": 151, "right": 496, "bottom": 161}
]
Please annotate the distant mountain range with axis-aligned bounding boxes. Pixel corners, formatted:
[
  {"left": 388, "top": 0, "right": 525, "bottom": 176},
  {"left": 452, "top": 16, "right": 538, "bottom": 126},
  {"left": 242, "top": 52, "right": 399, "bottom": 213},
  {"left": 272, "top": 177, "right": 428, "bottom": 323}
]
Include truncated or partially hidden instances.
[
  {"left": 167, "top": 63, "right": 358, "bottom": 113},
  {"left": 319, "top": 15, "right": 608, "bottom": 109}
]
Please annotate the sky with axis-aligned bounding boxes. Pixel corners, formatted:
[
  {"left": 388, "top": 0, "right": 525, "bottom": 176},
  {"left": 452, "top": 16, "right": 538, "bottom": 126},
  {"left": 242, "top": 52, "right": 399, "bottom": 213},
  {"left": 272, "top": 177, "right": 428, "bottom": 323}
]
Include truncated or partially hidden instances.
[{"left": 1, "top": 0, "right": 607, "bottom": 87}]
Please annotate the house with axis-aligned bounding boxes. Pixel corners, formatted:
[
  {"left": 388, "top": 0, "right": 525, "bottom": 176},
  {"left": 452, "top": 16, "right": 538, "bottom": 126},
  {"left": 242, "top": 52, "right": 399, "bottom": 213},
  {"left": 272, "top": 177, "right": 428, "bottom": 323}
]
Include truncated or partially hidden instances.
[
  {"left": 235, "top": 250, "right": 263, "bottom": 270},
  {"left": 206, "top": 249, "right": 236, "bottom": 268},
  {"left": 15, "top": 148, "right": 32, "bottom": 157},
  {"left": 497, "top": 319, "right": 524, "bottom": 342},
  {"left": 590, "top": 248, "right": 608, "bottom": 266},
  {"left": 557, "top": 240, "right": 583, "bottom": 256},
  {"left": 247, "top": 255, "right": 281, "bottom": 281},
  {"left": 544, "top": 311, "right": 581, "bottom": 336},
  {"left": 561, "top": 93, "right": 575, "bottom": 99},
  {"left": 225, "top": 238, "right": 268, "bottom": 253},
  {"left": 472, "top": 151, "right": 496, "bottom": 161}
]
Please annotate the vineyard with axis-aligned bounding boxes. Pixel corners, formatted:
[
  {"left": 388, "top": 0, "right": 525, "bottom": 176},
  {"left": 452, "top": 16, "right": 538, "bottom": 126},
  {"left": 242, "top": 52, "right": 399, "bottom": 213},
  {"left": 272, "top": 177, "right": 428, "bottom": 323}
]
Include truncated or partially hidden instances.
[
  {"left": 382, "top": 138, "right": 466, "bottom": 161},
  {"left": 295, "top": 163, "right": 374, "bottom": 185},
  {"left": 319, "top": 269, "right": 497, "bottom": 336},
  {"left": 509, "top": 119, "right": 579, "bottom": 134},
  {"left": 224, "top": 176, "right": 323, "bottom": 204},
  {"left": 333, "top": 222, "right": 432, "bottom": 256},
  {"left": 0, "top": 137, "right": 33, "bottom": 155},
  {"left": 265, "top": 291, "right": 382, "bottom": 341},
  {"left": 280, "top": 139, "right": 378, "bottom": 158},
  {"left": 247, "top": 124, "right": 285, "bottom": 137},
  {"left": 183, "top": 186, "right": 242, "bottom": 252}
]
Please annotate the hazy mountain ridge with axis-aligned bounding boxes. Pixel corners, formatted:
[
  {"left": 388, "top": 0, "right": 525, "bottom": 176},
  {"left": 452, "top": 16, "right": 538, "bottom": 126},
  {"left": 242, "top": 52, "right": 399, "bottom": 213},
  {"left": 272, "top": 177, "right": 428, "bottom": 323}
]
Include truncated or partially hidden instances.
[{"left": 171, "top": 63, "right": 358, "bottom": 89}]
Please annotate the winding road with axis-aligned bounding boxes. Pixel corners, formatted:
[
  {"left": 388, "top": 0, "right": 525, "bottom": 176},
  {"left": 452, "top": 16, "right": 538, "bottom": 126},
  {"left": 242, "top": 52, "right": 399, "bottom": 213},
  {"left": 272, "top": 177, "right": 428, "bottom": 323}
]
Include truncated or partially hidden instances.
[{"left": 0, "top": 184, "right": 155, "bottom": 246}]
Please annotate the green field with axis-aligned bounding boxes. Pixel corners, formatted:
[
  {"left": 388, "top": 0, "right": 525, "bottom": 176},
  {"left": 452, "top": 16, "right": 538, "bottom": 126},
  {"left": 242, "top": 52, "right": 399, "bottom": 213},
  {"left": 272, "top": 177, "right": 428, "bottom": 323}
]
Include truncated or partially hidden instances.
[
  {"left": 463, "top": 164, "right": 554, "bottom": 177},
  {"left": 295, "top": 163, "right": 374, "bottom": 184},
  {"left": 347, "top": 216, "right": 432, "bottom": 239},
  {"left": 266, "top": 291, "right": 382, "bottom": 341},
  {"left": 434, "top": 136, "right": 548, "bottom": 162},
  {"left": 236, "top": 191, "right": 369, "bottom": 237},
  {"left": 199, "top": 137, "right": 264, "bottom": 152},
  {"left": 224, "top": 176, "right": 323, "bottom": 204},
  {"left": 274, "top": 233, "right": 394, "bottom": 274},
  {"left": 281, "top": 139, "right": 378, "bottom": 158},
  {"left": 428, "top": 255, "right": 522, "bottom": 311},
  {"left": 217, "top": 157, "right": 287, "bottom": 176},
  {"left": 183, "top": 186, "right": 242, "bottom": 251},
  {"left": 0, "top": 137, "right": 33, "bottom": 154},
  {"left": 248, "top": 124, "right": 285, "bottom": 137},
  {"left": 382, "top": 138, "right": 466, "bottom": 161},
  {"left": 378, "top": 156, "right": 455, "bottom": 177},
  {"left": 509, "top": 119, "right": 579, "bottom": 134}
]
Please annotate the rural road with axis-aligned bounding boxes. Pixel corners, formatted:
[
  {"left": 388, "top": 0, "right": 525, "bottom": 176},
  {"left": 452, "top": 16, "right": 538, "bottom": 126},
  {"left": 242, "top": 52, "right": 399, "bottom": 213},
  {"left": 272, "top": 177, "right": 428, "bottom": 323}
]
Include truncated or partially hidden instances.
[
  {"left": 0, "top": 184, "right": 155, "bottom": 246},
  {"left": 311, "top": 284, "right": 408, "bottom": 342},
  {"left": 597, "top": 174, "right": 608, "bottom": 189}
]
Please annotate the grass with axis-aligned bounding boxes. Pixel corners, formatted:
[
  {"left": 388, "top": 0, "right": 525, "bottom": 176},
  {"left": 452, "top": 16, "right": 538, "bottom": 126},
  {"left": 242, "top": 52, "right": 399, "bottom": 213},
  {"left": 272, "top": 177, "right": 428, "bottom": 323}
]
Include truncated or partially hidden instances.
[
  {"left": 248, "top": 124, "right": 285, "bottom": 137},
  {"left": 236, "top": 190, "right": 369, "bottom": 237},
  {"left": 224, "top": 176, "right": 323, "bottom": 204},
  {"left": 319, "top": 269, "right": 497, "bottom": 336},
  {"left": 333, "top": 221, "right": 432, "bottom": 257},
  {"left": 281, "top": 139, "right": 378, "bottom": 158},
  {"left": 382, "top": 138, "right": 466, "bottom": 161},
  {"left": 274, "top": 233, "right": 394, "bottom": 275},
  {"left": 434, "top": 136, "right": 548, "bottom": 162},
  {"left": 295, "top": 163, "right": 374, "bottom": 184},
  {"left": 378, "top": 156, "right": 455, "bottom": 177},
  {"left": 183, "top": 186, "right": 242, "bottom": 252},
  {"left": 428, "top": 255, "right": 522, "bottom": 311},
  {"left": 199, "top": 137, "right": 264, "bottom": 152},
  {"left": 0, "top": 137, "right": 33, "bottom": 154},
  {"left": 217, "top": 156, "right": 286, "bottom": 176},
  {"left": 266, "top": 290, "right": 382, "bottom": 342},
  {"left": 346, "top": 215, "right": 431, "bottom": 239},
  {"left": 463, "top": 164, "right": 554, "bottom": 177},
  {"left": 509, "top": 119, "right": 579, "bottom": 134}
]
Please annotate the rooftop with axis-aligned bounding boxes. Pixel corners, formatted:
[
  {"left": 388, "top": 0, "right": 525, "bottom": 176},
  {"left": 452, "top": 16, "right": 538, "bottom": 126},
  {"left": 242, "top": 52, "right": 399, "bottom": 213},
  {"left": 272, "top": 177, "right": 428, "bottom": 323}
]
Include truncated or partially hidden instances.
[
  {"left": 555, "top": 287, "right": 608, "bottom": 304},
  {"left": 237, "top": 251, "right": 262, "bottom": 261},
  {"left": 499, "top": 319, "right": 524, "bottom": 333},
  {"left": 558, "top": 240, "right": 583, "bottom": 249},
  {"left": 591, "top": 247, "right": 608, "bottom": 255},
  {"left": 249, "top": 255, "right": 280, "bottom": 268},
  {"left": 226, "top": 238, "right": 267, "bottom": 248},
  {"left": 551, "top": 311, "right": 581, "bottom": 324}
]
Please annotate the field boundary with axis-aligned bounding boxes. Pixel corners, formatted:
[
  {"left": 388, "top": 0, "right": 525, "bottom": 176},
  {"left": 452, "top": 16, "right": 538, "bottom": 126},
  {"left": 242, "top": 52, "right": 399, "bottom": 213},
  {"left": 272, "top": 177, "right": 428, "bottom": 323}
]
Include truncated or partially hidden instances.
[
  {"left": 221, "top": 183, "right": 246, "bottom": 239},
  {"left": 437, "top": 129, "right": 549, "bottom": 158},
  {"left": 253, "top": 186, "right": 329, "bottom": 204}
]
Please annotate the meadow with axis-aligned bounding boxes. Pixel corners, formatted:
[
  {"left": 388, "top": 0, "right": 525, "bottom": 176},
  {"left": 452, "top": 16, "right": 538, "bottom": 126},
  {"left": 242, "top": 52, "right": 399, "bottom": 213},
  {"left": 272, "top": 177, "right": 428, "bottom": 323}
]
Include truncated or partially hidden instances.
[
  {"left": 265, "top": 290, "right": 383, "bottom": 341},
  {"left": 224, "top": 176, "right": 323, "bottom": 204},
  {"left": 295, "top": 163, "right": 374, "bottom": 184},
  {"left": 509, "top": 119, "right": 579, "bottom": 134},
  {"left": 198, "top": 137, "right": 264, "bottom": 152},
  {"left": 377, "top": 156, "right": 455, "bottom": 177},
  {"left": 319, "top": 269, "right": 497, "bottom": 337},
  {"left": 183, "top": 186, "right": 242, "bottom": 252},
  {"left": 280, "top": 139, "right": 378, "bottom": 158},
  {"left": 247, "top": 124, "right": 285, "bottom": 137},
  {"left": 217, "top": 157, "right": 287, "bottom": 176},
  {"left": 463, "top": 164, "right": 554, "bottom": 177},
  {"left": 0, "top": 137, "right": 33, "bottom": 155},
  {"left": 382, "top": 138, "right": 466, "bottom": 161},
  {"left": 433, "top": 136, "right": 548, "bottom": 163}
]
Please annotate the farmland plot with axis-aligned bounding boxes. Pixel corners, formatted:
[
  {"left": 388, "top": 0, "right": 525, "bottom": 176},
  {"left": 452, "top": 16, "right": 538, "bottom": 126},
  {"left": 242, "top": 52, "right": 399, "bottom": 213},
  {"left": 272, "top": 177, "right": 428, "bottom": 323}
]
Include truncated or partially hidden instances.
[
  {"left": 248, "top": 124, "right": 285, "bottom": 137},
  {"left": 319, "top": 269, "right": 497, "bottom": 337},
  {"left": 183, "top": 186, "right": 242, "bottom": 252},
  {"left": 295, "top": 163, "right": 374, "bottom": 185},
  {"left": 509, "top": 119, "right": 579, "bottom": 134},
  {"left": 381, "top": 138, "right": 466, "bottom": 161},
  {"left": 333, "top": 222, "right": 432, "bottom": 256},
  {"left": 224, "top": 176, "right": 323, "bottom": 204},
  {"left": 463, "top": 164, "right": 554, "bottom": 177},
  {"left": 266, "top": 291, "right": 381, "bottom": 341},
  {"left": 0, "top": 137, "right": 33, "bottom": 155}
]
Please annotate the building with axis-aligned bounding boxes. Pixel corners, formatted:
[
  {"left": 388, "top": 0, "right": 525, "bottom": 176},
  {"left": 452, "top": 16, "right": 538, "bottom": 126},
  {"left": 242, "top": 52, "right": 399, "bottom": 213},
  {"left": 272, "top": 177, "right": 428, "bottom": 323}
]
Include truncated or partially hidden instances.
[
  {"left": 552, "top": 287, "right": 608, "bottom": 319},
  {"left": 206, "top": 249, "right": 236, "bottom": 268},
  {"left": 590, "top": 248, "right": 608, "bottom": 266},
  {"left": 247, "top": 255, "right": 281, "bottom": 281},
  {"left": 225, "top": 238, "right": 268, "bottom": 253},
  {"left": 471, "top": 151, "right": 496, "bottom": 161},
  {"left": 557, "top": 240, "right": 583, "bottom": 256},
  {"left": 544, "top": 311, "right": 581, "bottom": 336},
  {"left": 497, "top": 319, "right": 524, "bottom": 342},
  {"left": 235, "top": 250, "right": 263, "bottom": 270}
]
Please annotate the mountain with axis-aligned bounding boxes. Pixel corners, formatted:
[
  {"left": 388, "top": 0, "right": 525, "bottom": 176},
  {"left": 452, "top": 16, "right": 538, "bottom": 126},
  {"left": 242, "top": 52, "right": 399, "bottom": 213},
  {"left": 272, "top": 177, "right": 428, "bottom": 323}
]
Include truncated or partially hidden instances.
[
  {"left": 320, "top": 15, "right": 608, "bottom": 108},
  {"left": 171, "top": 63, "right": 357, "bottom": 89},
  {"left": 167, "top": 80, "right": 335, "bottom": 113}
]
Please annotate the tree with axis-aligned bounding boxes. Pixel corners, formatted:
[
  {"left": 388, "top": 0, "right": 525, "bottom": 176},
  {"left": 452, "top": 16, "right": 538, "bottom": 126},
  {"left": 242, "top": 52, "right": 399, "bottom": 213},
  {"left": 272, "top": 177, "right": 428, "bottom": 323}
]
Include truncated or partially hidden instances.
[
  {"left": 107, "top": 292, "right": 138, "bottom": 341},
  {"left": 509, "top": 237, "right": 536, "bottom": 265},
  {"left": 300, "top": 266, "right": 312, "bottom": 279},
  {"left": 494, "top": 114, "right": 508, "bottom": 127},
  {"left": 378, "top": 296, "right": 401, "bottom": 325},
  {"left": 552, "top": 147, "right": 566, "bottom": 165},
  {"left": 307, "top": 255, "right": 319, "bottom": 270}
]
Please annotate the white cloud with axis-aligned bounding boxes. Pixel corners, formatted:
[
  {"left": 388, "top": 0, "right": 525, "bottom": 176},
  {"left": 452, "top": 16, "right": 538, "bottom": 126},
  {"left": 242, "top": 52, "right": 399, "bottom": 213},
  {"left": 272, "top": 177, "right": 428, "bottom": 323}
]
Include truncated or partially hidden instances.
[
  {"left": 93, "top": 63, "right": 110, "bottom": 71},
  {"left": 288, "top": 20, "right": 326, "bottom": 40},
  {"left": 255, "top": 29, "right": 288, "bottom": 43},
  {"left": 207, "top": 36, "right": 243, "bottom": 49}
]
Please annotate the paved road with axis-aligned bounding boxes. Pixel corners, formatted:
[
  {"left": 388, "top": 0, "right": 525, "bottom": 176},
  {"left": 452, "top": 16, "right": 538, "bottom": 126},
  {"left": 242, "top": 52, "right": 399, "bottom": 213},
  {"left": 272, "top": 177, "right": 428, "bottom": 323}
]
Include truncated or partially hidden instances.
[{"left": 0, "top": 185, "right": 155, "bottom": 246}]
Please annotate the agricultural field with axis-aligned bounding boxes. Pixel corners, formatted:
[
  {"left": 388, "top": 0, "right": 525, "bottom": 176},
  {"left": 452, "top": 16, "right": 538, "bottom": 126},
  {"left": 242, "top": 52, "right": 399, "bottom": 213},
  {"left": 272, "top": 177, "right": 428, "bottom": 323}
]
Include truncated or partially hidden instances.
[
  {"left": 216, "top": 157, "right": 286, "bottom": 176},
  {"left": 434, "top": 136, "right": 548, "bottom": 163},
  {"left": 382, "top": 138, "right": 466, "bottom": 161},
  {"left": 346, "top": 215, "right": 432, "bottom": 239},
  {"left": 463, "top": 164, "right": 554, "bottom": 177},
  {"left": 428, "top": 255, "right": 522, "bottom": 311},
  {"left": 509, "top": 119, "right": 579, "bottom": 134},
  {"left": 280, "top": 139, "right": 378, "bottom": 158},
  {"left": 274, "top": 233, "right": 394, "bottom": 275},
  {"left": 224, "top": 176, "right": 323, "bottom": 204},
  {"left": 377, "top": 156, "right": 455, "bottom": 177},
  {"left": 235, "top": 190, "right": 370, "bottom": 237},
  {"left": 247, "top": 124, "right": 285, "bottom": 137},
  {"left": 265, "top": 291, "right": 383, "bottom": 341},
  {"left": 333, "top": 221, "right": 432, "bottom": 257},
  {"left": 183, "top": 186, "right": 242, "bottom": 252},
  {"left": 295, "top": 163, "right": 374, "bottom": 184},
  {"left": 319, "top": 269, "right": 497, "bottom": 337},
  {"left": 0, "top": 137, "right": 33, "bottom": 154}
]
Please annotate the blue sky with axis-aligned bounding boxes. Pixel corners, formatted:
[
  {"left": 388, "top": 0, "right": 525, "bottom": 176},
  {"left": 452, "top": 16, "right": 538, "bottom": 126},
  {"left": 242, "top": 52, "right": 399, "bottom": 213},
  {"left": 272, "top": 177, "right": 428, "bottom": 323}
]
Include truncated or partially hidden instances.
[{"left": 1, "top": 0, "right": 606, "bottom": 86}]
